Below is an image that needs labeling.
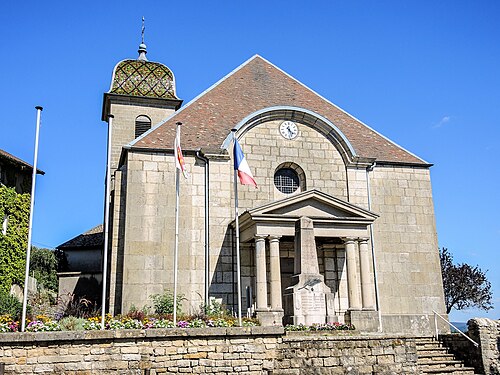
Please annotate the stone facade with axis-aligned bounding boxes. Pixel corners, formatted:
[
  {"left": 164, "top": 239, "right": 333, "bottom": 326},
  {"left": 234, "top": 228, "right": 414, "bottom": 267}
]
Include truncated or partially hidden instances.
[
  {"left": 95, "top": 52, "right": 448, "bottom": 334},
  {"left": 0, "top": 328, "right": 420, "bottom": 374},
  {"left": 369, "top": 165, "right": 444, "bottom": 333}
]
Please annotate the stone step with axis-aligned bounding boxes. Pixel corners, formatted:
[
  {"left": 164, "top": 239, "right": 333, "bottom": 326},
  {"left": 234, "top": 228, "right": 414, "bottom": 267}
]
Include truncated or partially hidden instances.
[
  {"left": 415, "top": 341, "right": 448, "bottom": 349},
  {"left": 418, "top": 353, "right": 458, "bottom": 361},
  {"left": 418, "top": 347, "right": 452, "bottom": 356},
  {"left": 415, "top": 336, "right": 438, "bottom": 342},
  {"left": 415, "top": 336, "right": 480, "bottom": 375},
  {"left": 419, "top": 359, "right": 469, "bottom": 370},
  {"left": 420, "top": 366, "right": 477, "bottom": 375}
]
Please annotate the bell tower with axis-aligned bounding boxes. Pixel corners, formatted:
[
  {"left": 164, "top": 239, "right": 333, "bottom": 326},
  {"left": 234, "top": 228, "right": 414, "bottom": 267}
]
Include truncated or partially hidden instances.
[{"left": 102, "top": 27, "right": 182, "bottom": 170}]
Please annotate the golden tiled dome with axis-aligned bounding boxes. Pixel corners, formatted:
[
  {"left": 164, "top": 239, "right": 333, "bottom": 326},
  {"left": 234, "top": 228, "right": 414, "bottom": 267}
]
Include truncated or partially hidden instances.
[{"left": 109, "top": 59, "right": 178, "bottom": 99}]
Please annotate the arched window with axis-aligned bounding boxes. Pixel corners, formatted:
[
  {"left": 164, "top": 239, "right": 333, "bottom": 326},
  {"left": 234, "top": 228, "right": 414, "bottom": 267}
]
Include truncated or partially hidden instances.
[
  {"left": 274, "top": 162, "right": 306, "bottom": 194},
  {"left": 135, "top": 115, "right": 151, "bottom": 138}
]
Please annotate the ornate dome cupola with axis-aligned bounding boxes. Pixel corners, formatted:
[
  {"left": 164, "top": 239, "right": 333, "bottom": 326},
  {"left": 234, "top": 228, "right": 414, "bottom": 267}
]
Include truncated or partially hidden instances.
[
  {"left": 102, "top": 19, "right": 182, "bottom": 169},
  {"left": 106, "top": 46, "right": 180, "bottom": 101}
]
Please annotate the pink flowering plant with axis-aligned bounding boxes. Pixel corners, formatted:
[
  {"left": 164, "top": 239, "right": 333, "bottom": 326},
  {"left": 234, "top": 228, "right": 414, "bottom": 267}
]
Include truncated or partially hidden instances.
[{"left": 284, "top": 322, "right": 355, "bottom": 332}]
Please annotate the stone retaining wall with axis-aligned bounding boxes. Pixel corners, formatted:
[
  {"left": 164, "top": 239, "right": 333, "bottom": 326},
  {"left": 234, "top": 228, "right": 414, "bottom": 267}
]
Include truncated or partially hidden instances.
[
  {"left": 0, "top": 328, "right": 421, "bottom": 374},
  {"left": 274, "top": 333, "right": 418, "bottom": 374},
  {"left": 440, "top": 318, "right": 500, "bottom": 375},
  {"left": 468, "top": 318, "right": 500, "bottom": 375}
]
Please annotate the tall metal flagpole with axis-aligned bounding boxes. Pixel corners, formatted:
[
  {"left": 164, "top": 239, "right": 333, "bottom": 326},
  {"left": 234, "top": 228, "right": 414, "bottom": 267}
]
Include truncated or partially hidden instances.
[
  {"left": 231, "top": 129, "right": 243, "bottom": 327},
  {"left": 101, "top": 115, "right": 113, "bottom": 330},
  {"left": 173, "top": 122, "right": 181, "bottom": 325},
  {"left": 21, "top": 106, "right": 43, "bottom": 332}
]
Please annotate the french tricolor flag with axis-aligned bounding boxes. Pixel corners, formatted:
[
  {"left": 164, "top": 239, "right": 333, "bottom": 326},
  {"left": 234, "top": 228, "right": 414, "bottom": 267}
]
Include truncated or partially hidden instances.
[{"left": 233, "top": 139, "right": 257, "bottom": 188}]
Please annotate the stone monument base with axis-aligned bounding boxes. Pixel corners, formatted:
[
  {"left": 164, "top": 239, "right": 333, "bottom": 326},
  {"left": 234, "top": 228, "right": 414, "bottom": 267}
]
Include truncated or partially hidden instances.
[
  {"left": 347, "top": 310, "right": 379, "bottom": 332},
  {"left": 256, "top": 309, "right": 284, "bottom": 326},
  {"left": 283, "top": 273, "right": 336, "bottom": 326}
]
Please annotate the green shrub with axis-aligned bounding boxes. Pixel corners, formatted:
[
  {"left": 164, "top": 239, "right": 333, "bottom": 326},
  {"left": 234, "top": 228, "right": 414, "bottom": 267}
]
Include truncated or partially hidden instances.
[
  {"left": 58, "top": 316, "right": 86, "bottom": 331},
  {"left": 201, "top": 299, "right": 228, "bottom": 317},
  {"left": 150, "top": 290, "right": 184, "bottom": 315},
  {"left": 0, "top": 186, "right": 30, "bottom": 295},
  {"left": 0, "top": 289, "right": 22, "bottom": 319}
]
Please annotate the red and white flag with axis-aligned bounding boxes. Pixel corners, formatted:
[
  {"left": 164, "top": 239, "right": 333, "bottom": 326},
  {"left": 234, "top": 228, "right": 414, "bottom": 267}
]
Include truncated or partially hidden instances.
[{"left": 174, "top": 131, "right": 188, "bottom": 179}]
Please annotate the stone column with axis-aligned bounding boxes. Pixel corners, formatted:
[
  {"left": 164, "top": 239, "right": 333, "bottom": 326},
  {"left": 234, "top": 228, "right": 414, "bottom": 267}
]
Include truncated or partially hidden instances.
[
  {"left": 345, "top": 238, "right": 362, "bottom": 310},
  {"left": 268, "top": 235, "right": 282, "bottom": 310},
  {"left": 254, "top": 235, "right": 268, "bottom": 310},
  {"left": 359, "top": 238, "right": 375, "bottom": 310}
]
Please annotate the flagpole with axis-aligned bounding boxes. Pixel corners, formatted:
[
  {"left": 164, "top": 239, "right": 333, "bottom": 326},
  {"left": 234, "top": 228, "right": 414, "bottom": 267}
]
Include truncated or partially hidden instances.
[
  {"left": 231, "top": 129, "right": 243, "bottom": 327},
  {"left": 173, "top": 122, "right": 182, "bottom": 325},
  {"left": 21, "top": 105, "right": 43, "bottom": 332},
  {"left": 101, "top": 114, "right": 113, "bottom": 330}
]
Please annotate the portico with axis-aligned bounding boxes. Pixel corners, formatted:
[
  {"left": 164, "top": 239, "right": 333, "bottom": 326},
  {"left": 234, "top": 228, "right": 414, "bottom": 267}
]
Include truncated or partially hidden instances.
[{"left": 237, "top": 189, "right": 380, "bottom": 329}]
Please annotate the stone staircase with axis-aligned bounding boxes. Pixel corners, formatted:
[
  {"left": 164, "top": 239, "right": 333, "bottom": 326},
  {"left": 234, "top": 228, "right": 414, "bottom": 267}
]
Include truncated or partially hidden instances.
[{"left": 416, "top": 337, "right": 480, "bottom": 375}]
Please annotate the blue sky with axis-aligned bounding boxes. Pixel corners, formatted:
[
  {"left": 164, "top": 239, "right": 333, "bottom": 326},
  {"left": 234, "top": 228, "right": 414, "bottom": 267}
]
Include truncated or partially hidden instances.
[{"left": 1, "top": 1, "right": 498, "bottom": 322}]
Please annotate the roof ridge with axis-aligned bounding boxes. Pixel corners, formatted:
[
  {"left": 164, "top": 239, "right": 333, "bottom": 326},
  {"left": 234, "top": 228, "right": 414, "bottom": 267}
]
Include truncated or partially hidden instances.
[{"left": 125, "top": 55, "right": 428, "bottom": 165}]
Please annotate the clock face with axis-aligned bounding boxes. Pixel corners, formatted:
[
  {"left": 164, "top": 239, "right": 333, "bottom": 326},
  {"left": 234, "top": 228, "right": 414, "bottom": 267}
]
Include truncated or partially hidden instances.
[{"left": 279, "top": 121, "right": 298, "bottom": 140}]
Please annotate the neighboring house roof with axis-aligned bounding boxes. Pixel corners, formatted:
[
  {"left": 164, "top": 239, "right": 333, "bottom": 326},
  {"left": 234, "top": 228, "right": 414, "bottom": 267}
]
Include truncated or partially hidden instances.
[
  {"left": 57, "top": 224, "right": 103, "bottom": 250},
  {"left": 131, "top": 55, "right": 427, "bottom": 165},
  {"left": 0, "top": 148, "right": 45, "bottom": 175}
]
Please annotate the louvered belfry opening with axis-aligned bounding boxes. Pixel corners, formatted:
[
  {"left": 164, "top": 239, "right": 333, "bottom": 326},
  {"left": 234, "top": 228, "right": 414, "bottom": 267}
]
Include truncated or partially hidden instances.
[{"left": 135, "top": 115, "right": 151, "bottom": 138}]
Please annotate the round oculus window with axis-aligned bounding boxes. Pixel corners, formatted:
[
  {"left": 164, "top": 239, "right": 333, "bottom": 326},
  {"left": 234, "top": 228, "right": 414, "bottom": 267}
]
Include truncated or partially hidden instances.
[{"left": 274, "top": 168, "right": 300, "bottom": 194}]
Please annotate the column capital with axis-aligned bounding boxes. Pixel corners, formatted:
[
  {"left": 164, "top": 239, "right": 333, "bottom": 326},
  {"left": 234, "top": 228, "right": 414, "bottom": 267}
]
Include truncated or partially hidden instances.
[
  {"left": 254, "top": 234, "right": 267, "bottom": 242},
  {"left": 268, "top": 235, "right": 282, "bottom": 242},
  {"left": 343, "top": 237, "right": 358, "bottom": 245},
  {"left": 358, "top": 237, "right": 370, "bottom": 245}
]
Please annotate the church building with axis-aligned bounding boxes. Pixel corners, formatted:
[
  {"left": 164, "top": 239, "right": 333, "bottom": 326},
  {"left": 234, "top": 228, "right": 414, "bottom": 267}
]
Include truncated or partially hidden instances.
[{"left": 93, "top": 40, "right": 447, "bottom": 334}]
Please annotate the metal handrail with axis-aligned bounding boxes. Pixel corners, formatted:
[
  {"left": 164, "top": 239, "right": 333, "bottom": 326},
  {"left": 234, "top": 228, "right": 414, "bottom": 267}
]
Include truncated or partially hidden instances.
[{"left": 432, "top": 310, "right": 479, "bottom": 347}]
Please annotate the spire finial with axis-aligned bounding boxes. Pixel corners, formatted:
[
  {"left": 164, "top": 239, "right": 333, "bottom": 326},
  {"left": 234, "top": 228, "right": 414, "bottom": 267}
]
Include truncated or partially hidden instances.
[
  {"left": 138, "top": 16, "right": 148, "bottom": 61},
  {"left": 141, "top": 16, "right": 145, "bottom": 44}
]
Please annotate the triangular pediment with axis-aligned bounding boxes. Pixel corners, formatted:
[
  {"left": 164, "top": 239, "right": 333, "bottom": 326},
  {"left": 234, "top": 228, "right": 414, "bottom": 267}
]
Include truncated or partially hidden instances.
[{"left": 248, "top": 189, "right": 378, "bottom": 221}]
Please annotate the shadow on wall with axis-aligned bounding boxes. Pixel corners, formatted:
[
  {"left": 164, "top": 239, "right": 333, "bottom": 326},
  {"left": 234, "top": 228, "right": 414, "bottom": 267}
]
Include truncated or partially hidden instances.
[
  {"left": 209, "top": 227, "right": 257, "bottom": 315},
  {"left": 110, "top": 176, "right": 128, "bottom": 315},
  {"left": 58, "top": 274, "right": 102, "bottom": 317},
  {"left": 209, "top": 227, "right": 236, "bottom": 310}
]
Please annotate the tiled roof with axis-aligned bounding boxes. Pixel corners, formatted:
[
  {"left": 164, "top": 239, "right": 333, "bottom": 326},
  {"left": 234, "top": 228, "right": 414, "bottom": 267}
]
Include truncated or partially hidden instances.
[
  {"left": 110, "top": 60, "right": 178, "bottom": 99},
  {"left": 132, "top": 55, "right": 427, "bottom": 165},
  {"left": 0, "top": 148, "right": 45, "bottom": 174},
  {"left": 57, "top": 224, "right": 103, "bottom": 250}
]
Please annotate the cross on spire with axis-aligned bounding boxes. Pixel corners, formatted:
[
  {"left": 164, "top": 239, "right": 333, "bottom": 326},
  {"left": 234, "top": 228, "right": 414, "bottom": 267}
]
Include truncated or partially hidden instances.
[
  {"left": 138, "top": 16, "right": 148, "bottom": 61},
  {"left": 141, "top": 16, "right": 145, "bottom": 44}
]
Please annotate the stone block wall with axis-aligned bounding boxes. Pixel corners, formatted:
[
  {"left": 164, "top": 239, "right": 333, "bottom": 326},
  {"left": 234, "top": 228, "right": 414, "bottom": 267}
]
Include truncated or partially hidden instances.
[
  {"left": 108, "top": 102, "right": 176, "bottom": 170},
  {"left": 0, "top": 328, "right": 421, "bottom": 374},
  {"left": 238, "top": 119, "right": 348, "bottom": 210},
  {"left": 115, "top": 150, "right": 205, "bottom": 313},
  {"left": 369, "top": 164, "right": 446, "bottom": 332},
  {"left": 468, "top": 318, "right": 500, "bottom": 375},
  {"left": 275, "top": 334, "right": 419, "bottom": 374}
]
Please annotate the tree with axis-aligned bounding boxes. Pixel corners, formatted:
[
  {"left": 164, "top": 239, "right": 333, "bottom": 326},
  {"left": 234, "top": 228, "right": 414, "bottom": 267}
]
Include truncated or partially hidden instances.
[
  {"left": 30, "top": 246, "right": 59, "bottom": 293},
  {"left": 440, "top": 247, "right": 493, "bottom": 314}
]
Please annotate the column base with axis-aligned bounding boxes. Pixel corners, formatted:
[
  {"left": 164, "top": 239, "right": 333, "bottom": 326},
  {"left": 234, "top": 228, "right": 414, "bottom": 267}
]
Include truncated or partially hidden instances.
[
  {"left": 256, "top": 309, "right": 284, "bottom": 326},
  {"left": 347, "top": 310, "right": 379, "bottom": 332}
]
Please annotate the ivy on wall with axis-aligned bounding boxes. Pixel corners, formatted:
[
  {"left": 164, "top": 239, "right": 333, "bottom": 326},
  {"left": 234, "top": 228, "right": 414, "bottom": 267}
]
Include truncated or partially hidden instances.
[{"left": 0, "top": 185, "right": 30, "bottom": 294}]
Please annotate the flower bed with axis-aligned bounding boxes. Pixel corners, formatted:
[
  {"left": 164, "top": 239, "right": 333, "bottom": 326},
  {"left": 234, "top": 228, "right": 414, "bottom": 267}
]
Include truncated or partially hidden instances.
[
  {"left": 284, "top": 322, "right": 355, "bottom": 332},
  {"left": 0, "top": 314, "right": 259, "bottom": 333}
]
